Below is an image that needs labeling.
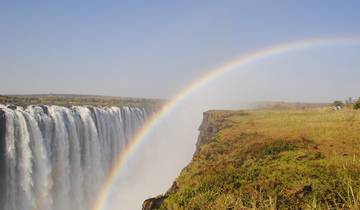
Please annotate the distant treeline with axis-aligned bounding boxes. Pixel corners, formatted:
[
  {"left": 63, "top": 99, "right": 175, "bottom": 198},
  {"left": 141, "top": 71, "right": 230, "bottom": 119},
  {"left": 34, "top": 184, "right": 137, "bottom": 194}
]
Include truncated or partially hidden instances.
[
  {"left": 333, "top": 97, "right": 360, "bottom": 110},
  {"left": 0, "top": 94, "right": 165, "bottom": 110}
]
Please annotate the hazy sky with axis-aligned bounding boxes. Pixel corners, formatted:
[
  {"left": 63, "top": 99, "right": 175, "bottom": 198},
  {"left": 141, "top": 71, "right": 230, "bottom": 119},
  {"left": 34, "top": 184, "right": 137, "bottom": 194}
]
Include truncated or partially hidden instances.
[{"left": 1, "top": 1, "right": 360, "bottom": 98}]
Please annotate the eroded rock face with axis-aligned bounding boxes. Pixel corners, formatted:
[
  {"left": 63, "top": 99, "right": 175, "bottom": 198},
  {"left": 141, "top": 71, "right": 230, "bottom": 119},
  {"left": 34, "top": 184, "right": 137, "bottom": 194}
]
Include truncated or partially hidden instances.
[
  {"left": 195, "top": 112, "right": 221, "bottom": 153},
  {"left": 0, "top": 109, "right": 6, "bottom": 206},
  {"left": 141, "top": 111, "right": 222, "bottom": 210},
  {"left": 142, "top": 196, "right": 167, "bottom": 210},
  {"left": 142, "top": 182, "right": 179, "bottom": 210},
  {"left": 141, "top": 111, "right": 244, "bottom": 209},
  {"left": 196, "top": 110, "right": 243, "bottom": 153}
]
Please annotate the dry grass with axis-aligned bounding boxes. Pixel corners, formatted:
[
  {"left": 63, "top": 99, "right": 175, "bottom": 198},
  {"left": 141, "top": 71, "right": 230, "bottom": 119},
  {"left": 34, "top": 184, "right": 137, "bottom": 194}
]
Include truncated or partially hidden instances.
[{"left": 158, "top": 107, "right": 360, "bottom": 210}]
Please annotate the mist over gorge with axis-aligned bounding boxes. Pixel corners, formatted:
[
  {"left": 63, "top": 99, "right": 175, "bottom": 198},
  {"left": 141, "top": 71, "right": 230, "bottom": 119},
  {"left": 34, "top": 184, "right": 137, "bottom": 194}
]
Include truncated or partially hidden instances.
[{"left": 1, "top": 1, "right": 360, "bottom": 210}]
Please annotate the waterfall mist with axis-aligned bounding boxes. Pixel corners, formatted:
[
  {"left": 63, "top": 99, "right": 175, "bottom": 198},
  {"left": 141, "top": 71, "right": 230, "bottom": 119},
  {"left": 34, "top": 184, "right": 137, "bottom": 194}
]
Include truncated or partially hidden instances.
[
  {"left": 0, "top": 45, "right": 359, "bottom": 210},
  {"left": 106, "top": 45, "right": 360, "bottom": 210}
]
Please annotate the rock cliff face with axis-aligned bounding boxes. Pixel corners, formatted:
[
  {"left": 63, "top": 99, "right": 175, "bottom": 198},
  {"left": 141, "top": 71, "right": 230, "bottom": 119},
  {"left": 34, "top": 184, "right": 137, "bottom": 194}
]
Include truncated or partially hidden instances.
[
  {"left": 142, "top": 182, "right": 179, "bottom": 210},
  {"left": 142, "top": 111, "right": 226, "bottom": 210},
  {"left": 0, "top": 110, "right": 6, "bottom": 206},
  {"left": 142, "top": 108, "right": 360, "bottom": 209},
  {"left": 142, "top": 196, "right": 167, "bottom": 210},
  {"left": 195, "top": 111, "right": 228, "bottom": 153}
]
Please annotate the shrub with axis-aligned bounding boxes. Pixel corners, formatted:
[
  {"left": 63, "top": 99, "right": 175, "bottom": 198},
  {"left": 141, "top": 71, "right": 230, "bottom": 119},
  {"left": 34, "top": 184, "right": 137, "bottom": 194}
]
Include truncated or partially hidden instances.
[
  {"left": 260, "top": 140, "right": 298, "bottom": 156},
  {"left": 354, "top": 100, "right": 360, "bottom": 110},
  {"left": 333, "top": 100, "right": 345, "bottom": 108}
]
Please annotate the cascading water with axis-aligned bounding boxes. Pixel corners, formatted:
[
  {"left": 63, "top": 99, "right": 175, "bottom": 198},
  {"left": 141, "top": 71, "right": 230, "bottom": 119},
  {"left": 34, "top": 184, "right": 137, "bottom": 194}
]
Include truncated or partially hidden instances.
[{"left": 0, "top": 104, "right": 149, "bottom": 210}]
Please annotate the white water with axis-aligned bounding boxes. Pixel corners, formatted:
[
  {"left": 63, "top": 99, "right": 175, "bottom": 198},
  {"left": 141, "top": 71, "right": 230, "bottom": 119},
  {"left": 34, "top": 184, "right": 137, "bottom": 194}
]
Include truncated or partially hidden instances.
[{"left": 0, "top": 105, "right": 149, "bottom": 210}]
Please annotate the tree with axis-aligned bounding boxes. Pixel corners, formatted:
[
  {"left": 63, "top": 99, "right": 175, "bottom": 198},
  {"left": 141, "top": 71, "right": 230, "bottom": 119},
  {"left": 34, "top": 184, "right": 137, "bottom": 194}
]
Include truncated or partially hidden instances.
[
  {"left": 354, "top": 99, "right": 360, "bottom": 110},
  {"left": 333, "top": 100, "right": 345, "bottom": 108}
]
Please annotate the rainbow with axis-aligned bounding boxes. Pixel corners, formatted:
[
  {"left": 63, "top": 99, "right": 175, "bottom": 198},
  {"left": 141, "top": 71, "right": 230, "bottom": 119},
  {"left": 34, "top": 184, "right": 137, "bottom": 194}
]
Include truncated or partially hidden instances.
[{"left": 93, "top": 36, "right": 360, "bottom": 210}]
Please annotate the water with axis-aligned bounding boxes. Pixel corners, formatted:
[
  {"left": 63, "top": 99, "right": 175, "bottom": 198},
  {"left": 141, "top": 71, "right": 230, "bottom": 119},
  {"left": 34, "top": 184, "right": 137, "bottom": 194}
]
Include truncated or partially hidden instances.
[{"left": 0, "top": 105, "right": 149, "bottom": 210}]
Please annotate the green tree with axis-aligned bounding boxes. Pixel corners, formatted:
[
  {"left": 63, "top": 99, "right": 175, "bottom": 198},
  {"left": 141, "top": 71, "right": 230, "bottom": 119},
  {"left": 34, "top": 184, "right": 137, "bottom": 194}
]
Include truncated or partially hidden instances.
[
  {"left": 354, "top": 99, "right": 360, "bottom": 110},
  {"left": 333, "top": 100, "right": 345, "bottom": 108}
]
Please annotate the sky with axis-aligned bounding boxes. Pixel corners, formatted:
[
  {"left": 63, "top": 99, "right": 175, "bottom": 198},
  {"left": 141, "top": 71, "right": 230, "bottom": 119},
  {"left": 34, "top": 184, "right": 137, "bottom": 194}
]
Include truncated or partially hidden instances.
[
  {"left": 1, "top": 2, "right": 360, "bottom": 209},
  {"left": 1, "top": 0, "right": 360, "bottom": 99}
]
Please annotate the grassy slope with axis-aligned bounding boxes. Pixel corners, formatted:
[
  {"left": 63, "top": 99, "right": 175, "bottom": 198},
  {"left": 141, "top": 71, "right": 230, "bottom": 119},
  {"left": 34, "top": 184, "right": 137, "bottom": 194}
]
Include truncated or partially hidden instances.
[
  {"left": 159, "top": 108, "right": 360, "bottom": 210},
  {"left": 0, "top": 94, "right": 163, "bottom": 108}
]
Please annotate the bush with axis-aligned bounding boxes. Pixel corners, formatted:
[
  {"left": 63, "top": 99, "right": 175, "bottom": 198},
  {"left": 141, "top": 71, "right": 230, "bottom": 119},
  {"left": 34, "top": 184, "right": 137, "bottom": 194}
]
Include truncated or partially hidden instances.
[
  {"left": 354, "top": 100, "right": 360, "bottom": 110},
  {"left": 332, "top": 100, "right": 345, "bottom": 108}
]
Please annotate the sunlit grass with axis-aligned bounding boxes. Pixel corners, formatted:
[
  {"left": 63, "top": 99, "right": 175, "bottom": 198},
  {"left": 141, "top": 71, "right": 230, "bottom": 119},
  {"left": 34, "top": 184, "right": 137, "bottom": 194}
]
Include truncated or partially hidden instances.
[{"left": 158, "top": 107, "right": 360, "bottom": 209}]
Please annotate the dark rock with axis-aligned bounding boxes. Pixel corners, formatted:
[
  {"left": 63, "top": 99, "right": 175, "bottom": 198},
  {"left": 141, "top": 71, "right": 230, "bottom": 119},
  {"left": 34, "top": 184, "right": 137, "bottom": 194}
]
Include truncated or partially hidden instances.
[
  {"left": 167, "top": 182, "right": 179, "bottom": 194},
  {"left": 142, "top": 111, "right": 248, "bottom": 209},
  {"left": 0, "top": 109, "right": 6, "bottom": 205},
  {"left": 295, "top": 184, "right": 312, "bottom": 199},
  {"left": 142, "top": 182, "right": 178, "bottom": 210},
  {"left": 40, "top": 105, "right": 49, "bottom": 115},
  {"left": 142, "top": 195, "right": 167, "bottom": 210},
  {"left": 303, "top": 185, "right": 312, "bottom": 194},
  {"left": 195, "top": 112, "right": 220, "bottom": 153},
  {"left": 7, "top": 104, "right": 17, "bottom": 110}
]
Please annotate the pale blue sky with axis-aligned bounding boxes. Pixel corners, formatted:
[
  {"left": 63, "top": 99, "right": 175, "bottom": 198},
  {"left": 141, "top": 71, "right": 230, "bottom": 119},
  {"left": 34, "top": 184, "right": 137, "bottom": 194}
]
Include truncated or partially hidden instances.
[{"left": 1, "top": 1, "right": 360, "bottom": 98}]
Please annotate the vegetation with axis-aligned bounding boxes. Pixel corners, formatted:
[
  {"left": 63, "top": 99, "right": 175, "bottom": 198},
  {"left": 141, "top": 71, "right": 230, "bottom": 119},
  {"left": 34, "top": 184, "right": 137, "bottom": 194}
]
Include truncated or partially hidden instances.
[
  {"left": 0, "top": 94, "right": 164, "bottom": 109},
  {"left": 332, "top": 97, "right": 360, "bottom": 110},
  {"left": 332, "top": 100, "right": 345, "bottom": 108},
  {"left": 354, "top": 99, "right": 360, "bottom": 110},
  {"left": 156, "top": 107, "right": 360, "bottom": 210}
]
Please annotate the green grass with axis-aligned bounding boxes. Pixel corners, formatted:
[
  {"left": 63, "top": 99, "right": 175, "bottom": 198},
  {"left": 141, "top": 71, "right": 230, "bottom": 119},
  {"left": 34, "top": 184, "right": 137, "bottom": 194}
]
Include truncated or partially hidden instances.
[{"left": 157, "top": 107, "right": 360, "bottom": 210}]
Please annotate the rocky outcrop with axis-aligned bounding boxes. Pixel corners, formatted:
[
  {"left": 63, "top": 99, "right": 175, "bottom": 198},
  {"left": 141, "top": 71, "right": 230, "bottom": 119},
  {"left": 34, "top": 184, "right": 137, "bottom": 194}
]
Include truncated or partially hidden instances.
[
  {"left": 142, "top": 111, "right": 225, "bottom": 209},
  {"left": 195, "top": 111, "right": 222, "bottom": 153},
  {"left": 142, "top": 195, "right": 167, "bottom": 210},
  {"left": 142, "top": 178, "right": 179, "bottom": 210},
  {"left": 196, "top": 110, "right": 248, "bottom": 152},
  {"left": 0, "top": 109, "right": 6, "bottom": 206},
  {"left": 142, "top": 110, "right": 250, "bottom": 209}
]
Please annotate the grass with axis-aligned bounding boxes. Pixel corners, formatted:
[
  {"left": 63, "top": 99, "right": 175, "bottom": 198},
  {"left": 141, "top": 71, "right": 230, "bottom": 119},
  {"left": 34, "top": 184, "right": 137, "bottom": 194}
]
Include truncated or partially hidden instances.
[{"left": 156, "top": 107, "right": 360, "bottom": 210}]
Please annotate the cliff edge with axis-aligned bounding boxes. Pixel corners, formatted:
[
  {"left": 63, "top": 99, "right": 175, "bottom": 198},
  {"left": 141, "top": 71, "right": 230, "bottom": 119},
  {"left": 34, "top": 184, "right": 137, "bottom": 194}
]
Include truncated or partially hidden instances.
[{"left": 143, "top": 108, "right": 360, "bottom": 209}]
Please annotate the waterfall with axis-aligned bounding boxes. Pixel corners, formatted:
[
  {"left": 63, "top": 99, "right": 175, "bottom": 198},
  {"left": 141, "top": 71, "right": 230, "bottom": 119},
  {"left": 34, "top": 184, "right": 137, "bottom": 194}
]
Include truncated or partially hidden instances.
[{"left": 0, "top": 105, "right": 149, "bottom": 210}]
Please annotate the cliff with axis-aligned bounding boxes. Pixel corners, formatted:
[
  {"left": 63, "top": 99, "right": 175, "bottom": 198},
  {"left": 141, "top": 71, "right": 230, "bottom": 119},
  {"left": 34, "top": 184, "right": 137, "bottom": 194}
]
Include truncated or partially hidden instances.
[
  {"left": 195, "top": 111, "right": 236, "bottom": 153},
  {"left": 0, "top": 109, "right": 6, "bottom": 206},
  {"left": 143, "top": 110, "right": 247, "bottom": 210},
  {"left": 143, "top": 108, "right": 360, "bottom": 210}
]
